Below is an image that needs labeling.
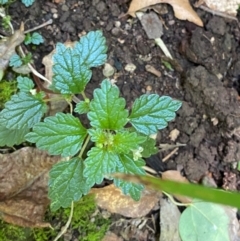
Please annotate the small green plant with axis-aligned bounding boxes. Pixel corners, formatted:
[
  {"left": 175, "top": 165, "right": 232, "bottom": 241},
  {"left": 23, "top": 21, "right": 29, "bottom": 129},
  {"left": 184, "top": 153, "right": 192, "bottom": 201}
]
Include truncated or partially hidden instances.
[{"left": 0, "top": 30, "right": 182, "bottom": 211}]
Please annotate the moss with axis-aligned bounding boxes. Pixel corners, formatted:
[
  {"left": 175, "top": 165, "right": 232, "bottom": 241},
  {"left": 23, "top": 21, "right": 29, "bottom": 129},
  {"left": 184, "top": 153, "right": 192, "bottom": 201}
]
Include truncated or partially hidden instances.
[
  {"left": 0, "top": 220, "right": 32, "bottom": 241},
  {"left": 0, "top": 80, "right": 17, "bottom": 108},
  {"left": 0, "top": 194, "right": 110, "bottom": 241}
]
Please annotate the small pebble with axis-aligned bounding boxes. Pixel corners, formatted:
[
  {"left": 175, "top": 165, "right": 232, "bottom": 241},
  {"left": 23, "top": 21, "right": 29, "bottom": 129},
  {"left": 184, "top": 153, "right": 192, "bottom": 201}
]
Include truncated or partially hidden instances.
[
  {"left": 53, "top": 13, "right": 58, "bottom": 19},
  {"left": 125, "top": 63, "right": 136, "bottom": 73},
  {"left": 61, "top": 4, "right": 69, "bottom": 11},
  {"left": 103, "top": 63, "right": 115, "bottom": 77}
]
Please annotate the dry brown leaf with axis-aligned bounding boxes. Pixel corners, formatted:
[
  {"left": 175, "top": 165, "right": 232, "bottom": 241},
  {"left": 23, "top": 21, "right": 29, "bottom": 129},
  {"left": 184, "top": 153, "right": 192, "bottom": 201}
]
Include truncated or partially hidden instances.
[
  {"left": 162, "top": 170, "right": 192, "bottom": 203},
  {"left": 90, "top": 184, "right": 160, "bottom": 218},
  {"left": 128, "top": 0, "right": 203, "bottom": 26},
  {"left": 200, "top": 0, "right": 240, "bottom": 16},
  {"left": 0, "top": 27, "right": 25, "bottom": 72},
  {"left": 0, "top": 147, "right": 61, "bottom": 227}
]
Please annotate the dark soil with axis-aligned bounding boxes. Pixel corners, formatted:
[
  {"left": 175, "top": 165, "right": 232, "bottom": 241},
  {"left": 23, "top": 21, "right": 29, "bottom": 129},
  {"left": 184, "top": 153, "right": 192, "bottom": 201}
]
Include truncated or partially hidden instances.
[{"left": 5, "top": 0, "right": 240, "bottom": 240}]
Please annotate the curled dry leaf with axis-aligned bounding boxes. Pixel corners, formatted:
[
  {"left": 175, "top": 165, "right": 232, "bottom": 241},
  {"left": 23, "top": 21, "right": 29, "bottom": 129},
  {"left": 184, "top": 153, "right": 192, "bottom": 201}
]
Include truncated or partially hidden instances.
[
  {"left": 0, "top": 147, "right": 61, "bottom": 227},
  {"left": 128, "top": 0, "right": 203, "bottom": 26},
  {"left": 0, "top": 28, "right": 25, "bottom": 72},
  {"left": 91, "top": 184, "right": 161, "bottom": 218}
]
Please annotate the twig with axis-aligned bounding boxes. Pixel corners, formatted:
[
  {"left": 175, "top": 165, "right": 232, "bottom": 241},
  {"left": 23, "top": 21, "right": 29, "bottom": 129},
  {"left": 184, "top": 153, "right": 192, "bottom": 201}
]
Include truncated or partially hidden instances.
[
  {"left": 18, "top": 45, "right": 52, "bottom": 85},
  {"left": 198, "top": 5, "right": 238, "bottom": 21},
  {"left": 162, "top": 147, "right": 179, "bottom": 162},
  {"left": 53, "top": 201, "right": 74, "bottom": 241},
  {"left": 24, "top": 19, "right": 53, "bottom": 33}
]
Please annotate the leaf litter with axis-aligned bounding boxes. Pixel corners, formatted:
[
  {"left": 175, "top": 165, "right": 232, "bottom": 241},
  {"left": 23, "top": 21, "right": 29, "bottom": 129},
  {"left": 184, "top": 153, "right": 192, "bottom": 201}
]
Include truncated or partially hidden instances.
[
  {"left": 0, "top": 147, "right": 61, "bottom": 227},
  {"left": 128, "top": 0, "right": 203, "bottom": 26}
]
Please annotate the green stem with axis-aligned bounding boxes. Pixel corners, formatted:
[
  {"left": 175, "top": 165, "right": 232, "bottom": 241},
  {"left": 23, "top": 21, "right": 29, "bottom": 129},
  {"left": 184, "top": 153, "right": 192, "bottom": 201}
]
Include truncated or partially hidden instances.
[
  {"left": 163, "top": 191, "right": 191, "bottom": 207},
  {"left": 79, "top": 134, "right": 91, "bottom": 159},
  {"left": 81, "top": 91, "right": 88, "bottom": 101}
]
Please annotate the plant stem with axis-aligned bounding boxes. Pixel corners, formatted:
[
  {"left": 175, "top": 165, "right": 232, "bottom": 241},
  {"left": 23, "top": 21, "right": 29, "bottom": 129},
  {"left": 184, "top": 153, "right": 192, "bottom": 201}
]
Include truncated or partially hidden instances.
[
  {"left": 53, "top": 201, "right": 74, "bottom": 241},
  {"left": 79, "top": 134, "right": 91, "bottom": 158},
  {"left": 81, "top": 91, "right": 88, "bottom": 101},
  {"left": 163, "top": 191, "right": 191, "bottom": 207}
]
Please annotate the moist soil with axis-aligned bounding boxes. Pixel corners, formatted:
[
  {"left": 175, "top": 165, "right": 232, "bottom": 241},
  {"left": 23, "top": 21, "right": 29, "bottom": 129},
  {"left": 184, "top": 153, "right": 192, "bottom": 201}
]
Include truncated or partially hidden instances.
[{"left": 4, "top": 0, "right": 240, "bottom": 240}]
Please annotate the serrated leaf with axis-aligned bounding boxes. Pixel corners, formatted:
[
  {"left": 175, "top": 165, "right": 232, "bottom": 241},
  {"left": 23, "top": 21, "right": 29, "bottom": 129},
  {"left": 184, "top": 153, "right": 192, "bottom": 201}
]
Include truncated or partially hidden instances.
[
  {"left": 30, "top": 32, "right": 44, "bottom": 45},
  {"left": 0, "top": 0, "right": 9, "bottom": 4},
  {"left": 114, "top": 154, "right": 145, "bottom": 200},
  {"left": 75, "top": 30, "right": 107, "bottom": 67},
  {"left": 179, "top": 201, "right": 230, "bottom": 241},
  {"left": 17, "top": 76, "right": 34, "bottom": 92},
  {"left": 74, "top": 101, "right": 89, "bottom": 114},
  {"left": 21, "top": 0, "right": 34, "bottom": 7},
  {"left": 113, "top": 131, "right": 146, "bottom": 154},
  {"left": 88, "top": 128, "right": 107, "bottom": 144},
  {"left": 25, "top": 113, "right": 87, "bottom": 157},
  {"left": 84, "top": 147, "right": 119, "bottom": 187},
  {"left": 24, "top": 33, "right": 32, "bottom": 45},
  {"left": 49, "top": 157, "right": 90, "bottom": 211},
  {"left": 0, "top": 92, "right": 47, "bottom": 129},
  {"left": 129, "top": 95, "right": 182, "bottom": 135},
  {"left": 141, "top": 137, "right": 158, "bottom": 158},
  {"left": 0, "top": 124, "right": 29, "bottom": 146},
  {"left": 88, "top": 79, "right": 128, "bottom": 130},
  {"left": 9, "top": 54, "right": 23, "bottom": 67},
  {"left": 52, "top": 43, "right": 92, "bottom": 94}
]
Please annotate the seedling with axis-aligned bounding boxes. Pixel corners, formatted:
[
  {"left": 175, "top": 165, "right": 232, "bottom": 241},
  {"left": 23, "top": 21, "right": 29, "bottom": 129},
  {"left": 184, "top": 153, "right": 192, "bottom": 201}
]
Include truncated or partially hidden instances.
[{"left": 0, "top": 30, "right": 182, "bottom": 211}]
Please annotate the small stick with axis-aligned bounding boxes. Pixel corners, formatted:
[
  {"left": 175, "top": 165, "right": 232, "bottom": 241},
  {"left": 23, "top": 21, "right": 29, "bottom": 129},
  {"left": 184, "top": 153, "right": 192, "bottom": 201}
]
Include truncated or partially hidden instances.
[
  {"left": 198, "top": 5, "right": 238, "bottom": 21},
  {"left": 24, "top": 19, "right": 53, "bottom": 33},
  {"left": 162, "top": 147, "right": 179, "bottom": 162}
]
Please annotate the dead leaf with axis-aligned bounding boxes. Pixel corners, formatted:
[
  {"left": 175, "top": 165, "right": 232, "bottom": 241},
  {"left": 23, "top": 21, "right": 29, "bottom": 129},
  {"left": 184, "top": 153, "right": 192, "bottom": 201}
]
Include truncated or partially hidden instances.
[
  {"left": 90, "top": 184, "right": 161, "bottom": 218},
  {"left": 162, "top": 170, "right": 192, "bottom": 203},
  {"left": 0, "top": 25, "right": 25, "bottom": 72},
  {"left": 160, "top": 198, "right": 181, "bottom": 241},
  {"left": 199, "top": 0, "right": 240, "bottom": 16},
  {"left": 0, "top": 147, "right": 61, "bottom": 227},
  {"left": 128, "top": 0, "right": 203, "bottom": 26}
]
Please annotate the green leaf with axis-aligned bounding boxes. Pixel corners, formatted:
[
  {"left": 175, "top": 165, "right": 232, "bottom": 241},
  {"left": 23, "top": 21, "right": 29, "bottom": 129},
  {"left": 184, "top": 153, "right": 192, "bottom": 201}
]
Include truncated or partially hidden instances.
[
  {"left": 113, "top": 131, "right": 146, "bottom": 154},
  {"left": 24, "top": 33, "right": 32, "bottom": 45},
  {"left": 25, "top": 113, "right": 87, "bottom": 157},
  {"left": 17, "top": 76, "right": 34, "bottom": 92},
  {"left": 129, "top": 95, "right": 182, "bottom": 135},
  {"left": 0, "top": 124, "right": 29, "bottom": 146},
  {"left": 0, "top": 0, "right": 9, "bottom": 4},
  {"left": 75, "top": 30, "right": 107, "bottom": 67},
  {"left": 52, "top": 43, "right": 92, "bottom": 94},
  {"left": 9, "top": 54, "right": 22, "bottom": 67},
  {"left": 21, "top": 0, "right": 34, "bottom": 7},
  {"left": 84, "top": 147, "right": 119, "bottom": 187},
  {"left": 117, "top": 175, "right": 240, "bottom": 209},
  {"left": 0, "top": 92, "right": 47, "bottom": 129},
  {"left": 88, "top": 129, "right": 109, "bottom": 145},
  {"left": 30, "top": 32, "right": 44, "bottom": 45},
  {"left": 88, "top": 79, "right": 128, "bottom": 130},
  {"left": 179, "top": 201, "right": 230, "bottom": 241},
  {"left": 49, "top": 157, "right": 90, "bottom": 211},
  {"left": 141, "top": 137, "right": 158, "bottom": 158},
  {"left": 74, "top": 100, "right": 89, "bottom": 114},
  {"left": 114, "top": 154, "right": 145, "bottom": 201}
]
